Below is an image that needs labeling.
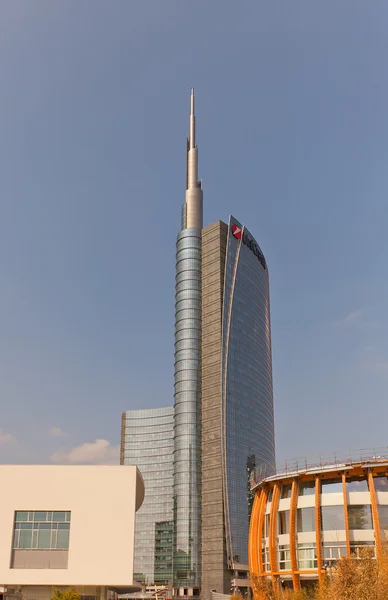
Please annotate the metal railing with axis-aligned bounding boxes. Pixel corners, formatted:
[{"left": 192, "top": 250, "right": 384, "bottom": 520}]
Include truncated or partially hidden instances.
[{"left": 249, "top": 446, "right": 388, "bottom": 489}]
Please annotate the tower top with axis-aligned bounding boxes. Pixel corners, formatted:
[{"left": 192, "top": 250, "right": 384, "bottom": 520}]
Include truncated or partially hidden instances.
[
  {"left": 184, "top": 88, "right": 203, "bottom": 229},
  {"left": 189, "top": 88, "right": 196, "bottom": 150}
]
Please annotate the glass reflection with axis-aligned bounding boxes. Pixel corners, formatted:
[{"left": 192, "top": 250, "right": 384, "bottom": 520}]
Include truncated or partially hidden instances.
[
  {"left": 321, "top": 479, "right": 343, "bottom": 494},
  {"left": 374, "top": 477, "right": 388, "bottom": 492},
  {"left": 278, "top": 511, "right": 290, "bottom": 535},
  {"left": 348, "top": 505, "right": 373, "bottom": 530},
  {"left": 346, "top": 477, "right": 369, "bottom": 493},
  {"left": 297, "top": 508, "right": 315, "bottom": 533},
  {"left": 122, "top": 407, "right": 174, "bottom": 585},
  {"left": 299, "top": 481, "right": 315, "bottom": 496},
  {"left": 321, "top": 506, "right": 345, "bottom": 531},
  {"left": 222, "top": 217, "right": 275, "bottom": 566}
]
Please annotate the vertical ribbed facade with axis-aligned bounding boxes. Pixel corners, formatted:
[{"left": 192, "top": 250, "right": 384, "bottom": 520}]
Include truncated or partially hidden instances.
[
  {"left": 121, "top": 408, "right": 174, "bottom": 585},
  {"left": 173, "top": 89, "right": 203, "bottom": 589},
  {"left": 173, "top": 228, "right": 202, "bottom": 587}
]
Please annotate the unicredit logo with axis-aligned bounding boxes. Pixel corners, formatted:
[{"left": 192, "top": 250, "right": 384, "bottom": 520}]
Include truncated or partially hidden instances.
[
  {"left": 232, "top": 224, "right": 242, "bottom": 239},
  {"left": 231, "top": 222, "right": 267, "bottom": 270}
]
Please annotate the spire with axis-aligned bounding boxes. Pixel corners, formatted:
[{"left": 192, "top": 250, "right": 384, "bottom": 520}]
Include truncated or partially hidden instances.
[
  {"left": 189, "top": 87, "right": 195, "bottom": 150},
  {"left": 186, "top": 88, "right": 199, "bottom": 191},
  {"left": 184, "top": 88, "right": 203, "bottom": 230}
]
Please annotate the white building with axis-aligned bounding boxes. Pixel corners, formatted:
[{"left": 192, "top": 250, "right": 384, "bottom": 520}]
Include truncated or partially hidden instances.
[{"left": 0, "top": 465, "right": 145, "bottom": 600}]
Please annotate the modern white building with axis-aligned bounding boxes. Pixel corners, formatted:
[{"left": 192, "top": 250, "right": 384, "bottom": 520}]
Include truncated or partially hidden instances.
[{"left": 0, "top": 465, "right": 145, "bottom": 600}]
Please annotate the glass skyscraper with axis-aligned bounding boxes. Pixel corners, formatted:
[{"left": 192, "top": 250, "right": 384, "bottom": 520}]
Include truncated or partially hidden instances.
[
  {"left": 222, "top": 216, "right": 275, "bottom": 566},
  {"left": 121, "top": 90, "right": 275, "bottom": 599},
  {"left": 121, "top": 407, "right": 174, "bottom": 585},
  {"left": 173, "top": 89, "right": 203, "bottom": 589}
]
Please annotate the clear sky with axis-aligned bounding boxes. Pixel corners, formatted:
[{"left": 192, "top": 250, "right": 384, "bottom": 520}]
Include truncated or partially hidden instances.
[{"left": 0, "top": 1, "right": 387, "bottom": 467}]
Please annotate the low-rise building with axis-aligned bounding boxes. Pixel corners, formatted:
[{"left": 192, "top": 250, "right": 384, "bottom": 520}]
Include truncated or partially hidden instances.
[
  {"left": 248, "top": 453, "right": 388, "bottom": 595},
  {"left": 0, "top": 465, "right": 145, "bottom": 600}
]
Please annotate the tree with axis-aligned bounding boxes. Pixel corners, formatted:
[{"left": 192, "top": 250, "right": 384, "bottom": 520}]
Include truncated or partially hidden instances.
[
  {"left": 251, "top": 547, "right": 388, "bottom": 600},
  {"left": 316, "top": 547, "right": 388, "bottom": 600},
  {"left": 51, "top": 588, "right": 81, "bottom": 600}
]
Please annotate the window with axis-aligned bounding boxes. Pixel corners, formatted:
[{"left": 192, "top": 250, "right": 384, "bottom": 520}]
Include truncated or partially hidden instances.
[
  {"left": 297, "top": 543, "right": 317, "bottom": 569},
  {"left": 321, "top": 505, "right": 345, "bottom": 531},
  {"left": 348, "top": 505, "right": 373, "bottom": 530},
  {"left": 374, "top": 477, "right": 388, "bottom": 492},
  {"left": 346, "top": 477, "right": 369, "bottom": 493},
  {"left": 278, "top": 545, "right": 291, "bottom": 570},
  {"left": 350, "top": 542, "right": 375, "bottom": 557},
  {"left": 299, "top": 481, "right": 315, "bottom": 496},
  {"left": 321, "top": 479, "right": 343, "bottom": 494},
  {"left": 12, "top": 511, "right": 71, "bottom": 570},
  {"left": 281, "top": 485, "right": 292, "bottom": 499},
  {"left": 323, "top": 543, "right": 347, "bottom": 566},
  {"left": 297, "top": 508, "right": 315, "bottom": 533},
  {"left": 264, "top": 514, "right": 270, "bottom": 538},
  {"left": 378, "top": 505, "right": 388, "bottom": 542},
  {"left": 263, "top": 545, "right": 270, "bottom": 571},
  {"left": 278, "top": 510, "right": 290, "bottom": 535}
]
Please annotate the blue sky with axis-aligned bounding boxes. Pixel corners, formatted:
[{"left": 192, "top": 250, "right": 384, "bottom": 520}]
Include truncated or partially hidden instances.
[{"left": 0, "top": 1, "right": 387, "bottom": 466}]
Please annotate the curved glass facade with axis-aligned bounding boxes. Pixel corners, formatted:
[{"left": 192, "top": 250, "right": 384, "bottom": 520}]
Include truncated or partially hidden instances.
[
  {"left": 173, "top": 228, "right": 202, "bottom": 587},
  {"left": 121, "top": 407, "right": 174, "bottom": 585},
  {"left": 249, "top": 460, "right": 388, "bottom": 593},
  {"left": 222, "top": 216, "right": 276, "bottom": 567}
]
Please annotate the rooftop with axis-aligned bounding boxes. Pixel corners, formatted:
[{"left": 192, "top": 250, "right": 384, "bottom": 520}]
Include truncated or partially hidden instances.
[{"left": 249, "top": 446, "right": 388, "bottom": 490}]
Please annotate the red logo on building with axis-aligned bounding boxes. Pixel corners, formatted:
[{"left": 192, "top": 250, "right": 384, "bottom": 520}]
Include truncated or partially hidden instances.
[{"left": 232, "top": 224, "right": 242, "bottom": 239}]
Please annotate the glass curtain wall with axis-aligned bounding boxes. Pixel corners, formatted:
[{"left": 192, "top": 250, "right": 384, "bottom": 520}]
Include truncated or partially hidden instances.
[
  {"left": 222, "top": 215, "right": 276, "bottom": 566},
  {"left": 173, "top": 228, "right": 202, "bottom": 587},
  {"left": 121, "top": 407, "right": 174, "bottom": 584}
]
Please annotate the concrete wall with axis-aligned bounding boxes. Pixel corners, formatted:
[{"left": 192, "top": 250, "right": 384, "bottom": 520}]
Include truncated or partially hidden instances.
[
  {"left": 0, "top": 465, "right": 144, "bottom": 588},
  {"left": 201, "top": 221, "right": 231, "bottom": 598}
]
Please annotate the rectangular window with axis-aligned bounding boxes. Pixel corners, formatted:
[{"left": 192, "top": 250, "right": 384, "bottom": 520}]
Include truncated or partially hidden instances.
[
  {"left": 299, "top": 481, "right": 315, "bottom": 496},
  {"left": 19, "top": 529, "right": 32, "bottom": 549},
  {"left": 37, "top": 529, "right": 50, "bottom": 549},
  {"left": 323, "top": 543, "right": 347, "bottom": 565},
  {"left": 11, "top": 510, "right": 71, "bottom": 570},
  {"left": 374, "top": 477, "right": 388, "bottom": 492},
  {"left": 346, "top": 477, "right": 369, "bottom": 493},
  {"left": 321, "top": 479, "right": 343, "bottom": 494},
  {"left": 281, "top": 485, "right": 292, "bottom": 499},
  {"left": 321, "top": 505, "right": 345, "bottom": 531},
  {"left": 378, "top": 505, "right": 388, "bottom": 541},
  {"left": 33, "top": 512, "right": 47, "bottom": 522},
  {"left": 15, "top": 512, "right": 28, "bottom": 522},
  {"left": 264, "top": 514, "right": 270, "bottom": 538},
  {"left": 278, "top": 545, "right": 291, "bottom": 570},
  {"left": 297, "top": 507, "right": 315, "bottom": 533},
  {"left": 297, "top": 543, "right": 317, "bottom": 569},
  {"left": 350, "top": 542, "right": 375, "bottom": 557},
  {"left": 348, "top": 505, "right": 373, "bottom": 530},
  {"left": 53, "top": 512, "right": 66, "bottom": 522},
  {"left": 278, "top": 510, "right": 290, "bottom": 535}
]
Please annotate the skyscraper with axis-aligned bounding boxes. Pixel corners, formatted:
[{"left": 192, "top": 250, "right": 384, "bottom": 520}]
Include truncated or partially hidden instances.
[
  {"left": 172, "top": 89, "right": 203, "bottom": 590},
  {"left": 121, "top": 407, "right": 174, "bottom": 585},
  {"left": 121, "top": 90, "right": 275, "bottom": 600}
]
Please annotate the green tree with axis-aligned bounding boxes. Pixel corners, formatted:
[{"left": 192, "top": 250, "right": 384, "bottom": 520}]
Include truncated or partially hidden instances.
[{"left": 51, "top": 588, "right": 81, "bottom": 600}]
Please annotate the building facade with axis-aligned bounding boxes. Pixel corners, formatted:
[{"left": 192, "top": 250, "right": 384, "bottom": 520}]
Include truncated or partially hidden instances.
[
  {"left": 121, "top": 90, "right": 276, "bottom": 599},
  {"left": 0, "top": 465, "right": 144, "bottom": 600},
  {"left": 172, "top": 89, "right": 203, "bottom": 591},
  {"left": 248, "top": 456, "right": 388, "bottom": 596},
  {"left": 201, "top": 216, "right": 275, "bottom": 600},
  {"left": 121, "top": 408, "right": 174, "bottom": 585}
]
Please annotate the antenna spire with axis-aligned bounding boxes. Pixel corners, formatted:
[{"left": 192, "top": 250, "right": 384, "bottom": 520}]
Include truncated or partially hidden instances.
[
  {"left": 189, "top": 88, "right": 195, "bottom": 149},
  {"left": 184, "top": 88, "right": 203, "bottom": 229}
]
